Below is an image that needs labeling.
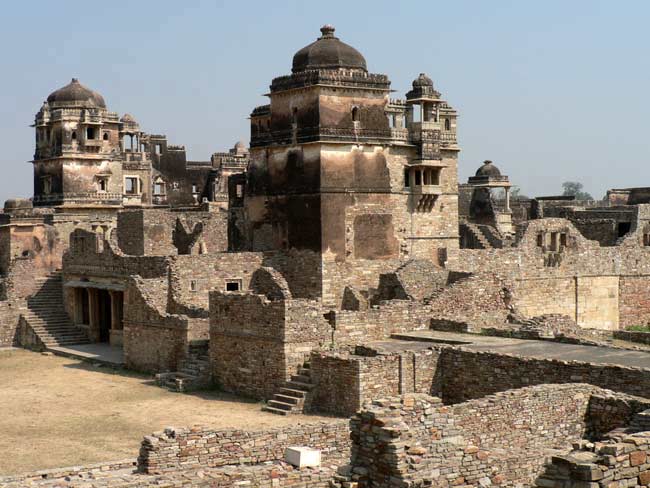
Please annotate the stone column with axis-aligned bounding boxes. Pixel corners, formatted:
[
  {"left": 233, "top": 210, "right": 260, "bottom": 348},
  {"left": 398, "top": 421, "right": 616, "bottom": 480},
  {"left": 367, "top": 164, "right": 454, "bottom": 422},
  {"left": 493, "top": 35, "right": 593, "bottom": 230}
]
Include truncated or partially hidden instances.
[
  {"left": 505, "top": 186, "right": 511, "bottom": 212},
  {"left": 87, "top": 288, "right": 99, "bottom": 342},
  {"left": 73, "top": 288, "right": 83, "bottom": 324}
]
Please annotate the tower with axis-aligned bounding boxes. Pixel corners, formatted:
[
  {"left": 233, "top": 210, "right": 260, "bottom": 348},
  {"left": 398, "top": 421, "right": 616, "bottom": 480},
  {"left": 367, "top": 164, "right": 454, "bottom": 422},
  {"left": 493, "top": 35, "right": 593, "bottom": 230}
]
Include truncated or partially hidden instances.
[
  {"left": 32, "top": 78, "right": 152, "bottom": 210},
  {"left": 243, "top": 26, "right": 460, "bottom": 306}
]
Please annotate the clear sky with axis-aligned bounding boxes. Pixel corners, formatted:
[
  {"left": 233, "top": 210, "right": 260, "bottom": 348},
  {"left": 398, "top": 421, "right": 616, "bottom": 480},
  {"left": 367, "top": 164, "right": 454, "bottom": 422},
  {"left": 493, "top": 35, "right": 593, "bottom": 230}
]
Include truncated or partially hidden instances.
[{"left": 1, "top": 0, "right": 649, "bottom": 202}]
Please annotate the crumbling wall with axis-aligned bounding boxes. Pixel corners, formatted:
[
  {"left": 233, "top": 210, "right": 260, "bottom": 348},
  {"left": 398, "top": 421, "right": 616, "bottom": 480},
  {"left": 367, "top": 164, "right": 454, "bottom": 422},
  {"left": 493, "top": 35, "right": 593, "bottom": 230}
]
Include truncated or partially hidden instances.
[
  {"left": 138, "top": 421, "right": 350, "bottom": 474},
  {"left": 117, "top": 208, "right": 228, "bottom": 256},
  {"left": 123, "top": 277, "right": 189, "bottom": 373},
  {"left": 349, "top": 385, "right": 604, "bottom": 487},
  {"left": 536, "top": 432, "right": 650, "bottom": 487},
  {"left": 210, "top": 288, "right": 329, "bottom": 399},
  {"left": 310, "top": 347, "right": 440, "bottom": 417}
]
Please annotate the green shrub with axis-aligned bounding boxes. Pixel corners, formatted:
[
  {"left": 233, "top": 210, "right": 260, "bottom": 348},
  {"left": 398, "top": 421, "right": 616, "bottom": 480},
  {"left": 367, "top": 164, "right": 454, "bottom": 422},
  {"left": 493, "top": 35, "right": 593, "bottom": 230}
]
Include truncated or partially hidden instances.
[{"left": 626, "top": 325, "right": 650, "bottom": 333}]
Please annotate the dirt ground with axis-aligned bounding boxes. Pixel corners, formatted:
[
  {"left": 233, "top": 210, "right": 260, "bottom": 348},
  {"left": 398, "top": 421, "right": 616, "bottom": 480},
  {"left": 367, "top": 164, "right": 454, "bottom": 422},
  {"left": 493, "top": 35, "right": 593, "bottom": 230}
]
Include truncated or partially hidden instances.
[{"left": 0, "top": 348, "right": 334, "bottom": 475}]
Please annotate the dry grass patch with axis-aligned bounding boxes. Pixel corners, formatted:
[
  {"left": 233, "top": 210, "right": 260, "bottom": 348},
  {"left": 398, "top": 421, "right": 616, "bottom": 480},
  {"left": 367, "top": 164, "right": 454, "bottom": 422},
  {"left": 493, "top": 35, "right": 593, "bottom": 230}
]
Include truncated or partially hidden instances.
[{"left": 0, "top": 348, "right": 333, "bottom": 475}]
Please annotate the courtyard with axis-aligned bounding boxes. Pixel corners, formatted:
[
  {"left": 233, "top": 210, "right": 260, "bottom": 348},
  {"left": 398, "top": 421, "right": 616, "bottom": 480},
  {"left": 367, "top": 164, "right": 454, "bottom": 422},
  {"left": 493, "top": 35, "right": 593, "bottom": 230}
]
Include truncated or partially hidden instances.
[{"left": 0, "top": 348, "right": 332, "bottom": 475}]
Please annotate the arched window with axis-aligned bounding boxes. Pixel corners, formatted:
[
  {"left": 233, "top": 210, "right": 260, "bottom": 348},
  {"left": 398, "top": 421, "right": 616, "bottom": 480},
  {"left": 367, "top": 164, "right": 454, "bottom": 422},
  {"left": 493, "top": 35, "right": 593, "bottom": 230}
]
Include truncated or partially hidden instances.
[
  {"left": 103, "top": 132, "right": 109, "bottom": 141},
  {"left": 444, "top": 118, "right": 451, "bottom": 131},
  {"left": 71, "top": 131, "right": 77, "bottom": 140},
  {"left": 351, "top": 106, "right": 360, "bottom": 122}
]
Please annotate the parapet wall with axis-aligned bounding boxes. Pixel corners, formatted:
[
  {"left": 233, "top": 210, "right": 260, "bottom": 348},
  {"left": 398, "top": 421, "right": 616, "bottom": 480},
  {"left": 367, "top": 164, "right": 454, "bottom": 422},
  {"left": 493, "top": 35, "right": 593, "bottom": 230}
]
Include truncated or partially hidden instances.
[{"left": 137, "top": 421, "right": 350, "bottom": 474}]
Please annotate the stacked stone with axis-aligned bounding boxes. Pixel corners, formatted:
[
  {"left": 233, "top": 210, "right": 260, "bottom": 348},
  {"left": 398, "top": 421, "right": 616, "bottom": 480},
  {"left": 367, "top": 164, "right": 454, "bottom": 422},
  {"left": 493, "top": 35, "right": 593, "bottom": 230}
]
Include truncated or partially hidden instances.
[
  {"left": 536, "top": 432, "right": 650, "bottom": 487},
  {"left": 348, "top": 385, "right": 628, "bottom": 487},
  {"left": 138, "top": 421, "right": 350, "bottom": 474},
  {"left": 0, "top": 461, "right": 339, "bottom": 488}
]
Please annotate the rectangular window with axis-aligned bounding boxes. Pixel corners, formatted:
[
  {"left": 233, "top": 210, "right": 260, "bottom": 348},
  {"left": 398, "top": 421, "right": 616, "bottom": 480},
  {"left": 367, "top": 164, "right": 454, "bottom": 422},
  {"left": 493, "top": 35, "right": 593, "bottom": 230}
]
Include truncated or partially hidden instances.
[
  {"left": 153, "top": 182, "right": 164, "bottom": 195},
  {"left": 125, "top": 177, "right": 138, "bottom": 194},
  {"left": 190, "top": 280, "right": 197, "bottom": 292},
  {"left": 404, "top": 168, "right": 410, "bottom": 187},
  {"left": 86, "top": 127, "right": 96, "bottom": 140},
  {"left": 414, "top": 170, "right": 422, "bottom": 186},
  {"left": 225, "top": 280, "right": 242, "bottom": 292},
  {"left": 98, "top": 179, "right": 107, "bottom": 192}
]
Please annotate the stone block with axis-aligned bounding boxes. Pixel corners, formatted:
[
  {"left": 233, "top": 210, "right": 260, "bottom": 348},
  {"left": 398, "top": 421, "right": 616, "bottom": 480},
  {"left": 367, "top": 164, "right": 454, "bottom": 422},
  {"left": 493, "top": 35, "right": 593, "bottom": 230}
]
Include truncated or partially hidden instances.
[{"left": 284, "top": 446, "right": 321, "bottom": 468}]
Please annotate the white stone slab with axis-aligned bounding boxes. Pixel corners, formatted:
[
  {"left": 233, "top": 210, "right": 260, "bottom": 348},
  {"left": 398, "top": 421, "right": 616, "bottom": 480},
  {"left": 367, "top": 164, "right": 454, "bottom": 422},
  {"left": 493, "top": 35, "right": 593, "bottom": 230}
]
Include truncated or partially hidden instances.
[{"left": 284, "top": 446, "right": 321, "bottom": 467}]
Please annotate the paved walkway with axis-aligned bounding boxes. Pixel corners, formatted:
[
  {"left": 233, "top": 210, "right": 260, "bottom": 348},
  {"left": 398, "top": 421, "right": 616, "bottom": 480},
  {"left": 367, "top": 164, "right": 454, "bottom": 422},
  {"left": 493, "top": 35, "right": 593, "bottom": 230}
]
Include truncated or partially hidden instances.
[
  {"left": 391, "top": 330, "right": 650, "bottom": 370},
  {"left": 48, "top": 343, "right": 124, "bottom": 366}
]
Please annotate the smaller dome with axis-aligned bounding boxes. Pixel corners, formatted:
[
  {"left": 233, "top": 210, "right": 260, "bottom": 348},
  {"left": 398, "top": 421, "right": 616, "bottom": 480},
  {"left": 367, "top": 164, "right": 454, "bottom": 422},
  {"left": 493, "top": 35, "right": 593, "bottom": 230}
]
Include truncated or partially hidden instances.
[
  {"left": 235, "top": 140, "right": 245, "bottom": 149},
  {"left": 46, "top": 78, "right": 106, "bottom": 108},
  {"left": 4, "top": 198, "right": 33, "bottom": 211},
  {"left": 412, "top": 73, "right": 433, "bottom": 88},
  {"left": 475, "top": 160, "right": 502, "bottom": 177},
  {"left": 120, "top": 113, "right": 136, "bottom": 123}
]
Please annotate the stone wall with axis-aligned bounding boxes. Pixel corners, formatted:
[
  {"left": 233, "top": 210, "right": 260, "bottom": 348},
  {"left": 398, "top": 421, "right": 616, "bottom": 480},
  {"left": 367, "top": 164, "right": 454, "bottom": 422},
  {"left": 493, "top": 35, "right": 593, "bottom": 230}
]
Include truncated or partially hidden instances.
[
  {"left": 449, "top": 216, "right": 650, "bottom": 330},
  {"left": 210, "top": 290, "right": 330, "bottom": 399},
  {"left": 117, "top": 208, "right": 228, "bottom": 256},
  {"left": 536, "top": 432, "right": 650, "bottom": 487},
  {"left": 123, "top": 277, "right": 190, "bottom": 372},
  {"left": 0, "top": 257, "right": 42, "bottom": 347},
  {"left": 137, "top": 421, "right": 350, "bottom": 474},
  {"left": 308, "top": 345, "right": 650, "bottom": 417},
  {"left": 439, "top": 347, "right": 650, "bottom": 404},
  {"left": 310, "top": 347, "right": 440, "bottom": 417},
  {"left": 614, "top": 329, "right": 650, "bottom": 345},
  {"left": 349, "top": 384, "right": 618, "bottom": 488}
]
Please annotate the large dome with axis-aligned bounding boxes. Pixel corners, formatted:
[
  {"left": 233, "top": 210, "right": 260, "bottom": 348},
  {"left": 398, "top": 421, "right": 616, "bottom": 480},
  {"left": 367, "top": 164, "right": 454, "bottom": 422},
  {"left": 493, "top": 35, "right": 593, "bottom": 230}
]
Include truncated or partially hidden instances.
[
  {"left": 292, "top": 25, "right": 367, "bottom": 73},
  {"left": 46, "top": 78, "right": 106, "bottom": 108}
]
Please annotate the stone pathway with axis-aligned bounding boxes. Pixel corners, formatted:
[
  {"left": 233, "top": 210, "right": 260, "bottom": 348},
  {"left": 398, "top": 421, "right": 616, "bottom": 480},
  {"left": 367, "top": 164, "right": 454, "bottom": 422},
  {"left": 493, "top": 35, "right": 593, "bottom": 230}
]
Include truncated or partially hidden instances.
[{"left": 47, "top": 343, "right": 124, "bottom": 366}]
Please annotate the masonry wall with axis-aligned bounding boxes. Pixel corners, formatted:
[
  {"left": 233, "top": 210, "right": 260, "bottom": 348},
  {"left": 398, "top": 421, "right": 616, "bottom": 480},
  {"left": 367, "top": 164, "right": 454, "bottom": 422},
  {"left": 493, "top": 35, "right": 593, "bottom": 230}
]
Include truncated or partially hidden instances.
[
  {"left": 619, "top": 276, "right": 650, "bottom": 328},
  {"left": 350, "top": 385, "right": 605, "bottom": 488},
  {"left": 210, "top": 290, "right": 330, "bottom": 399},
  {"left": 123, "top": 277, "right": 189, "bottom": 373},
  {"left": 311, "top": 347, "right": 441, "bottom": 416},
  {"left": 536, "top": 432, "right": 650, "bottom": 487},
  {"left": 138, "top": 421, "right": 350, "bottom": 474},
  {"left": 117, "top": 208, "right": 228, "bottom": 256},
  {"left": 440, "top": 347, "right": 650, "bottom": 403}
]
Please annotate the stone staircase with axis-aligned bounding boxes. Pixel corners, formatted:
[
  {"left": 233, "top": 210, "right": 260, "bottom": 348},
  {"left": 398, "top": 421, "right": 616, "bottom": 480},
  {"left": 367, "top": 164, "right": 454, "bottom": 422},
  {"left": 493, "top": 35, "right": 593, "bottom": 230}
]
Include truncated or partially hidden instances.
[
  {"left": 263, "top": 361, "right": 313, "bottom": 416},
  {"left": 156, "top": 341, "right": 211, "bottom": 392},
  {"left": 22, "top": 271, "right": 89, "bottom": 347}
]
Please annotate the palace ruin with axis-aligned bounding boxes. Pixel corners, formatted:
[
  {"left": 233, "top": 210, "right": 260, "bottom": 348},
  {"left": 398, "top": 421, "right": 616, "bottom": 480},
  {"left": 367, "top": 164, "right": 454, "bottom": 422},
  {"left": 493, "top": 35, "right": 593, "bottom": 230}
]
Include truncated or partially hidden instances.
[{"left": 3, "top": 24, "right": 650, "bottom": 488}]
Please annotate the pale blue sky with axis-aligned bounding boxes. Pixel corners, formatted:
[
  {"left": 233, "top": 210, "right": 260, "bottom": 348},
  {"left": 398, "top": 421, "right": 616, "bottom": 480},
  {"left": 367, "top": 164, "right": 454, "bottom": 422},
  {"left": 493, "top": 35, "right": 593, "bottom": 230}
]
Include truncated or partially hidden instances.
[{"left": 1, "top": 0, "right": 649, "bottom": 202}]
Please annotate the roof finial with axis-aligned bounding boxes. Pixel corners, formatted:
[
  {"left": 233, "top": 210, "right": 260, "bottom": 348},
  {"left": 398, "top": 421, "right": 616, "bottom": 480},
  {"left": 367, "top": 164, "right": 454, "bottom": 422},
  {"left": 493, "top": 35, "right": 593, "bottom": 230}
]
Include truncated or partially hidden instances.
[{"left": 320, "top": 24, "right": 335, "bottom": 38}]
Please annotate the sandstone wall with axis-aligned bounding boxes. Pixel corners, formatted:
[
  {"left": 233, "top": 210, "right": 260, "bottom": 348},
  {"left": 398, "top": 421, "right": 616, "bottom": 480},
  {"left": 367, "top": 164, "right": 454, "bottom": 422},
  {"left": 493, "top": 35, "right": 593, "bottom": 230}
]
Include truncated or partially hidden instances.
[
  {"left": 138, "top": 421, "right": 350, "bottom": 474},
  {"left": 536, "top": 432, "right": 650, "bottom": 487},
  {"left": 310, "top": 347, "right": 440, "bottom": 416},
  {"left": 350, "top": 385, "right": 608, "bottom": 487},
  {"left": 440, "top": 347, "right": 650, "bottom": 403},
  {"left": 123, "top": 277, "right": 189, "bottom": 373}
]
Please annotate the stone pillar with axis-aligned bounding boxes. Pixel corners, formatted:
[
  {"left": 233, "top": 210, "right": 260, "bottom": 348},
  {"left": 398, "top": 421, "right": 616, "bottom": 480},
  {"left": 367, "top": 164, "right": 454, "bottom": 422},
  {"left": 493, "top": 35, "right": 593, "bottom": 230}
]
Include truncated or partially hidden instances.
[
  {"left": 72, "top": 288, "right": 81, "bottom": 324},
  {"left": 505, "top": 186, "right": 511, "bottom": 212},
  {"left": 87, "top": 288, "right": 99, "bottom": 342}
]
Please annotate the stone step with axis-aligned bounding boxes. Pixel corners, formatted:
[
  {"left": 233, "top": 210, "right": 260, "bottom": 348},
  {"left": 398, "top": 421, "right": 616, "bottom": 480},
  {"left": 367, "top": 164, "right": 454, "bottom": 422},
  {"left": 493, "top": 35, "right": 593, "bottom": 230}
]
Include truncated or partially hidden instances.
[
  {"left": 279, "top": 387, "right": 307, "bottom": 398},
  {"left": 267, "top": 400, "right": 294, "bottom": 411},
  {"left": 286, "top": 380, "right": 313, "bottom": 391},
  {"left": 273, "top": 394, "right": 301, "bottom": 405},
  {"left": 291, "top": 374, "right": 311, "bottom": 383},
  {"left": 262, "top": 405, "right": 289, "bottom": 416}
]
